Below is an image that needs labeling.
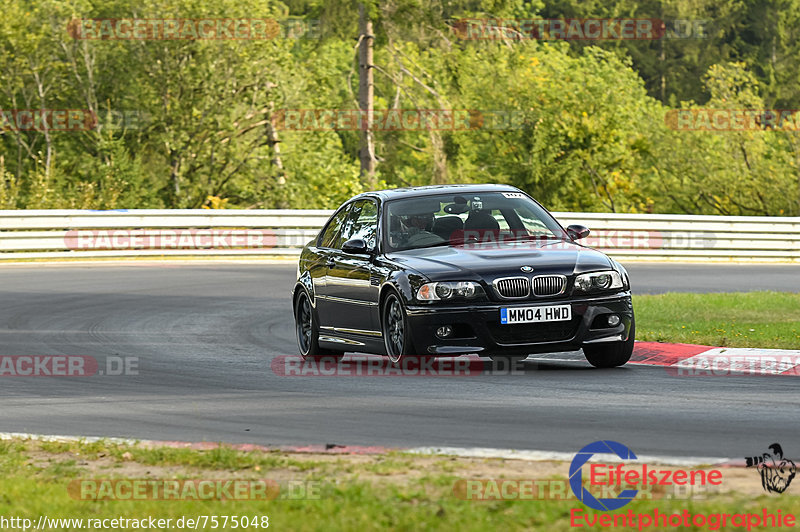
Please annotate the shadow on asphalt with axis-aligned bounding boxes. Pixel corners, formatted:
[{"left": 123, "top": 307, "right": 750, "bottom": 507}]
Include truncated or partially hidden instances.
[{"left": 478, "top": 359, "right": 634, "bottom": 374}]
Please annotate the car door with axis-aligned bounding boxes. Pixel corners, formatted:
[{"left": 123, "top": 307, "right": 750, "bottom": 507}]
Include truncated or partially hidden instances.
[
  {"left": 319, "top": 199, "right": 380, "bottom": 334},
  {"left": 312, "top": 203, "right": 351, "bottom": 328}
]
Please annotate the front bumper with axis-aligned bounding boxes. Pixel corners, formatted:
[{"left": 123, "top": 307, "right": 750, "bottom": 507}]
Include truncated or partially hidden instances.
[{"left": 405, "top": 293, "right": 633, "bottom": 356}]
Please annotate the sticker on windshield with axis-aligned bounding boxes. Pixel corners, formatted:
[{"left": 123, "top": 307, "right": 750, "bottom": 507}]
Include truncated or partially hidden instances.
[{"left": 502, "top": 192, "right": 525, "bottom": 198}]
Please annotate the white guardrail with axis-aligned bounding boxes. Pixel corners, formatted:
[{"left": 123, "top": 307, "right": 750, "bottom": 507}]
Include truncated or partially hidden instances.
[{"left": 0, "top": 209, "right": 798, "bottom": 262}]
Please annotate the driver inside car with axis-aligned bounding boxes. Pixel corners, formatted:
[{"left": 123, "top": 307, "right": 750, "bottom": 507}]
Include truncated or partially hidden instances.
[{"left": 394, "top": 212, "right": 444, "bottom": 247}]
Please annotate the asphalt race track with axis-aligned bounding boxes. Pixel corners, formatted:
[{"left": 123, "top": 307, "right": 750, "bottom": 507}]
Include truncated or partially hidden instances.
[
  {"left": 625, "top": 263, "right": 800, "bottom": 294},
  {"left": 0, "top": 262, "right": 798, "bottom": 459}
]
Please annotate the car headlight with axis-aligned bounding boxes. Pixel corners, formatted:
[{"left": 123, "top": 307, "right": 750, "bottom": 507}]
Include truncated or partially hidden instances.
[
  {"left": 574, "top": 271, "right": 624, "bottom": 293},
  {"left": 417, "top": 281, "right": 484, "bottom": 301}
]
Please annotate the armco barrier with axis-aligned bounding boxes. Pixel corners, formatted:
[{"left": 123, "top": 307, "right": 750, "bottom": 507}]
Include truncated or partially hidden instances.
[{"left": 0, "top": 209, "right": 797, "bottom": 262}]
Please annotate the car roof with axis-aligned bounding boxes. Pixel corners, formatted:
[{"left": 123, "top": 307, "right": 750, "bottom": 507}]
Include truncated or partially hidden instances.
[{"left": 354, "top": 183, "right": 523, "bottom": 201}]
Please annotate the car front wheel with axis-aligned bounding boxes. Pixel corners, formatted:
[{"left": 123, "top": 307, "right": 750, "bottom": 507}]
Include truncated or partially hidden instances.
[
  {"left": 582, "top": 319, "right": 635, "bottom": 368},
  {"left": 382, "top": 292, "right": 415, "bottom": 365}
]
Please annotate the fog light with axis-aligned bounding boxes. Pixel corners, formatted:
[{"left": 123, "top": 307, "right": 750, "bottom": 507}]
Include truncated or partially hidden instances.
[
  {"left": 436, "top": 325, "right": 453, "bottom": 338},
  {"left": 607, "top": 314, "right": 621, "bottom": 327}
]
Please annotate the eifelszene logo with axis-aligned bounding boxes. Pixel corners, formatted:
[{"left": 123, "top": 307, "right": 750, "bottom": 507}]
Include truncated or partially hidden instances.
[
  {"left": 745, "top": 443, "right": 796, "bottom": 494},
  {"left": 570, "top": 441, "right": 639, "bottom": 511},
  {"left": 569, "top": 440, "right": 723, "bottom": 511}
]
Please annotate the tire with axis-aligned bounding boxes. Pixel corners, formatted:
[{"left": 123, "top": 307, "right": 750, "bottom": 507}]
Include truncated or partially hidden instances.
[
  {"left": 382, "top": 292, "right": 416, "bottom": 365},
  {"left": 583, "top": 318, "right": 635, "bottom": 368},
  {"left": 294, "top": 289, "right": 342, "bottom": 360}
]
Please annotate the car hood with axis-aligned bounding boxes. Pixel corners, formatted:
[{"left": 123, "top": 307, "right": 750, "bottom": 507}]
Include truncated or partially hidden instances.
[{"left": 385, "top": 240, "right": 613, "bottom": 281}]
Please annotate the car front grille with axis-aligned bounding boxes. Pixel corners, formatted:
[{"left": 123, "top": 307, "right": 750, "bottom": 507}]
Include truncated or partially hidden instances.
[
  {"left": 494, "top": 277, "right": 529, "bottom": 298},
  {"left": 532, "top": 275, "right": 566, "bottom": 297},
  {"left": 487, "top": 316, "right": 580, "bottom": 344}
]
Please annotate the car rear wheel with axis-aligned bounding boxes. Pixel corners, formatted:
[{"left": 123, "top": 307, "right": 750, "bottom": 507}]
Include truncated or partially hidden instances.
[
  {"left": 582, "top": 319, "right": 635, "bottom": 368},
  {"left": 294, "top": 289, "right": 342, "bottom": 360},
  {"left": 382, "top": 292, "right": 415, "bottom": 365}
]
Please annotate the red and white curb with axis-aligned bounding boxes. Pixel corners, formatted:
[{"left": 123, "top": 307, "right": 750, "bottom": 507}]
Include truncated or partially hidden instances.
[
  {"left": 630, "top": 342, "right": 800, "bottom": 376},
  {"left": 0, "top": 432, "right": 744, "bottom": 467}
]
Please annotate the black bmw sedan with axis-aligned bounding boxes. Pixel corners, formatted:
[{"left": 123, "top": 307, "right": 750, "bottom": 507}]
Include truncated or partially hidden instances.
[{"left": 292, "top": 184, "right": 634, "bottom": 368}]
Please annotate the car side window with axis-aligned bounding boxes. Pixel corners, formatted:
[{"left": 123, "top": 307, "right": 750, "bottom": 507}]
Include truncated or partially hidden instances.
[
  {"left": 336, "top": 199, "right": 378, "bottom": 250},
  {"left": 318, "top": 205, "right": 351, "bottom": 249}
]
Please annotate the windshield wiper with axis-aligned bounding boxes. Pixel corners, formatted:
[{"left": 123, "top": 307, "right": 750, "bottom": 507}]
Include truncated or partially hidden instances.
[
  {"left": 504, "top": 234, "right": 562, "bottom": 243},
  {"left": 405, "top": 240, "right": 453, "bottom": 250}
]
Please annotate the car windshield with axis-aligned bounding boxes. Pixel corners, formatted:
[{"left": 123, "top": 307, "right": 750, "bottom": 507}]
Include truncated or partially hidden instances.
[{"left": 384, "top": 191, "right": 569, "bottom": 252}]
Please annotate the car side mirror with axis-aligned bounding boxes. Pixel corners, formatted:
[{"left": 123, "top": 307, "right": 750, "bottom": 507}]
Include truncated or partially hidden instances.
[
  {"left": 342, "top": 238, "right": 371, "bottom": 254},
  {"left": 567, "top": 224, "right": 590, "bottom": 240}
]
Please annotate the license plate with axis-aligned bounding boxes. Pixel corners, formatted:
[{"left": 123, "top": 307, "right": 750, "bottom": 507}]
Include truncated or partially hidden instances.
[{"left": 500, "top": 305, "right": 571, "bottom": 325}]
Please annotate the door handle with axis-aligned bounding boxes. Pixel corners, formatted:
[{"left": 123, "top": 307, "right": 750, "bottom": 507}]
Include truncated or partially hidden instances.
[{"left": 326, "top": 258, "right": 336, "bottom": 268}]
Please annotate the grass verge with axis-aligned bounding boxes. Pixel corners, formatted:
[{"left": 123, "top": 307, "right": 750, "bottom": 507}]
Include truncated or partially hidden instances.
[
  {"left": 0, "top": 438, "right": 799, "bottom": 531},
  {"left": 634, "top": 291, "right": 800, "bottom": 349}
]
